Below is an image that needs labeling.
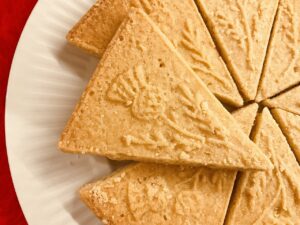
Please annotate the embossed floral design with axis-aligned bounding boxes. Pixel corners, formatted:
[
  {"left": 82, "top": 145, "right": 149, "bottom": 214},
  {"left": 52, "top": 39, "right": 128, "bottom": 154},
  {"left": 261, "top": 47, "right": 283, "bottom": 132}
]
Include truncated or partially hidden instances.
[
  {"left": 174, "top": 190, "right": 202, "bottom": 224},
  {"left": 171, "top": 168, "right": 226, "bottom": 223},
  {"left": 214, "top": 0, "right": 258, "bottom": 70},
  {"left": 214, "top": 9, "right": 245, "bottom": 47},
  {"left": 107, "top": 64, "right": 147, "bottom": 106},
  {"left": 244, "top": 172, "right": 267, "bottom": 211},
  {"left": 127, "top": 176, "right": 171, "bottom": 221},
  {"left": 132, "top": 86, "right": 169, "bottom": 121},
  {"left": 107, "top": 65, "right": 231, "bottom": 151},
  {"left": 174, "top": 168, "right": 224, "bottom": 192},
  {"left": 247, "top": 135, "right": 300, "bottom": 224},
  {"left": 181, "top": 19, "right": 232, "bottom": 90},
  {"left": 236, "top": 0, "right": 254, "bottom": 69},
  {"left": 107, "top": 65, "right": 169, "bottom": 121},
  {"left": 126, "top": 169, "right": 226, "bottom": 224}
]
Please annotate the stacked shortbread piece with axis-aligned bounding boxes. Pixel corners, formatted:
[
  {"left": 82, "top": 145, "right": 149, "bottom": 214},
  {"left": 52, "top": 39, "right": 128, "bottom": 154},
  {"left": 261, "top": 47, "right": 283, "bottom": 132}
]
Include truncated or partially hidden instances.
[{"left": 58, "top": 0, "right": 300, "bottom": 224}]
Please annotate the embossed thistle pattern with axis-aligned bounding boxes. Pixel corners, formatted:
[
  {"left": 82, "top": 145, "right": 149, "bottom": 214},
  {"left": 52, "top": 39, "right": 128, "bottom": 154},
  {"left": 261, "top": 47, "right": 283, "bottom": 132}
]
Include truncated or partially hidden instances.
[
  {"left": 174, "top": 168, "right": 224, "bottom": 192},
  {"left": 173, "top": 169, "right": 226, "bottom": 224},
  {"left": 107, "top": 65, "right": 231, "bottom": 152},
  {"left": 246, "top": 135, "right": 300, "bottom": 224},
  {"left": 126, "top": 169, "right": 226, "bottom": 222},
  {"left": 181, "top": 19, "right": 232, "bottom": 90},
  {"left": 127, "top": 176, "right": 170, "bottom": 221}
]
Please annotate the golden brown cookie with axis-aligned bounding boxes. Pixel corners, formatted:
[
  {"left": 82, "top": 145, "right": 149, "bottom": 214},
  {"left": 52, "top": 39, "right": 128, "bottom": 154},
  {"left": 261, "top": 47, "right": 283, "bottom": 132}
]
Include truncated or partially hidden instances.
[
  {"left": 59, "top": 9, "right": 271, "bottom": 170},
  {"left": 195, "top": 0, "right": 279, "bottom": 100},
  {"left": 263, "top": 85, "right": 300, "bottom": 116},
  {"left": 231, "top": 103, "right": 258, "bottom": 136},
  {"left": 80, "top": 164, "right": 237, "bottom": 225},
  {"left": 67, "top": 0, "right": 243, "bottom": 106},
  {"left": 272, "top": 108, "right": 300, "bottom": 163},
  {"left": 256, "top": 0, "right": 300, "bottom": 101},
  {"left": 79, "top": 105, "right": 257, "bottom": 225},
  {"left": 225, "top": 108, "right": 300, "bottom": 225}
]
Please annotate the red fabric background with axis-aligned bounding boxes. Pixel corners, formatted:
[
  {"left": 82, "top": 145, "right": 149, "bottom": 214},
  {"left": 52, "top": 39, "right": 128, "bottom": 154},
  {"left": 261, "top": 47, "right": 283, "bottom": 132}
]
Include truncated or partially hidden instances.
[{"left": 0, "top": 0, "right": 37, "bottom": 224}]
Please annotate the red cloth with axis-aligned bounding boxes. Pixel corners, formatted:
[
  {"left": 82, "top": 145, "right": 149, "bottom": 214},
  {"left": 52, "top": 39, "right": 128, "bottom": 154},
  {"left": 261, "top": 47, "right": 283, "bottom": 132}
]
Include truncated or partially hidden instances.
[{"left": 0, "top": 0, "right": 37, "bottom": 224}]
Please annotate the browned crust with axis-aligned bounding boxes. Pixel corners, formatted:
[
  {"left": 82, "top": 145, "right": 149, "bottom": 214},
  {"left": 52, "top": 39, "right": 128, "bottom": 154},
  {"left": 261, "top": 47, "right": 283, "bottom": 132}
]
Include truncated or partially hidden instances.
[{"left": 66, "top": 0, "right": 106, "bottom": 57}]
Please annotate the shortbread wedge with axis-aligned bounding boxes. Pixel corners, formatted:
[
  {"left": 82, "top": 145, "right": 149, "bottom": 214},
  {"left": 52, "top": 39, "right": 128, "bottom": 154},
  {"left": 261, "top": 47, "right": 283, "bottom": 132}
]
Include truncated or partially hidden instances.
[
  {"left": 256, "top": 0, "right": 300, "bottom": 101},
  {"left": 263, "top": 85, "right": 300, "bottom": 116},
  {"left": 272, "top": 108, "right": 300, "bottom": 163},
  {"left": 59, "top": 9, "right": 271, "bottom": 170},
  {"left": 80, "top": 164, "right": 237, "bottom": 225},
  {"left": 225, "top": 108, "right": 300, "bottom": 225},
  {"left": 231, "top": 103, "right": 258, "bottom": 136},
  {"left": 67, "top": 0, "right": 243, "bottom": 106},
  {"left": 195, "top": 0, "right": 279, "bottom": 100},
  {"left": 79, "top": 104, "right": 258, "bottom": 225}
]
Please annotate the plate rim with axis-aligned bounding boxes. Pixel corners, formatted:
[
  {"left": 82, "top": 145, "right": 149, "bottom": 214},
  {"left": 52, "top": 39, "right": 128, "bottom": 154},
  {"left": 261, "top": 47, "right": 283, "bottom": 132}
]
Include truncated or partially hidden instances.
[{"left": 6, "top": 1, "right": 58, "bottom": 224}]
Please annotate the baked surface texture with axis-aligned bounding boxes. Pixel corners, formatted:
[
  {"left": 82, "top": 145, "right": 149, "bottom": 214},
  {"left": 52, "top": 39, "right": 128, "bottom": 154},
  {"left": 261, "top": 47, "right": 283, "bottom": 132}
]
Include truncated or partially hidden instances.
[
  {"left": 60, "top": 1, "right": 300, "bottom": 224},
  {"left": 225, "top": 108, "right": 300, "bottom": 225},
  {"left": 67, "top": 0, "right": 243, "bottom": 106},
  {"left": 79, "top": 104, "right": 256, "bottom": 225},
  {"left": 256, "top": 0, "right": 300, "bottom": 101},
  {"left": 59, "top": 9, "right": 271, "bottom": 170},
  {"left": 272, "top": 108, "right": 300, "bottom": 163},
  {"left": 263, "top": 85, "right": 300, "bottom": 116},
  {"left": 231, "top": 103, "right": 258, "bottom": 136},
  {"left": 195, "top": 0, "right": 279, "bottom": 100},
  {"left": 80, "top": 163, "right": 236, "bottom": 225}
]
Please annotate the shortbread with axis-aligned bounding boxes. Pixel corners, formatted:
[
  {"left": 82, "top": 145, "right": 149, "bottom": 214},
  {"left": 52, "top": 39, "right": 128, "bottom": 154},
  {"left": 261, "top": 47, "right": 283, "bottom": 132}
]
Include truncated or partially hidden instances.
[
  {"left": 80, "top": 104, "right": 257, "bottom": 225},
  {"left": 67, "top": 0, "right": 243, "bottom": 106},
  {"left": 79, "top": 105, "right": 256, "bottom": 225},
  {"left": 263, "top": 85, "right": 300, "bottom": 116},
  {"left": 225, "top": 108, "right": 300, "bottom": 225},
  {"left": 256, "top": 0, "right": 300, "bottom": 101},
  {"left": 59, "top": 9, "right": 271, "bottom": 170},
  {"left": 272, "top": 108, "right": 300, "bottom": 163},
  {"left": 80, "top": 164, "right": 237, "bottom": 225},
  {"left": 195, "top": 0, "right": 279, "bottom": 100},
  {"left": 231, "top": 103, "right": 258, "bottom": 136}
]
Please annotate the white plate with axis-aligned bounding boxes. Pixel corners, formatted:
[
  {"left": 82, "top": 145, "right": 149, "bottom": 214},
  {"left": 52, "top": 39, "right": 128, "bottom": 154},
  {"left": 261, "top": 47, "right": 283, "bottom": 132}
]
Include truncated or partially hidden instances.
[{"left": 5, "top": 1, "right": 119, "bottom": 224}]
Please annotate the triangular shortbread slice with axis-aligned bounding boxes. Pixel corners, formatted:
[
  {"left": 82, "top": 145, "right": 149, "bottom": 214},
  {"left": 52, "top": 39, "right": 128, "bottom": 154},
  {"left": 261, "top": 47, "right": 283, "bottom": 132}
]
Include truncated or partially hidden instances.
[
  {"left": 59, "top": 9, "right": 271, "bottom": 170},
  {"left": 195, "top": 0, "right": 279, "bottom": 100},
  {"left": 272, "top": 108, "right": 300, "bottom": 163},
  {"left": 231, "top": 103, "right": 258, "bottom": 136},
  {"left": 81, "top": 164, "right": 236, "bottom": 225},
  {"left": 67, "top": 0, "right": 243, "bottom": 106},
  {"left": 263, "top": 85, "right": 300, "bottom": 116},
  {"left": 256, "top": 0, "right": 300, "bottom": 101},
  {"left": 79, "top": 105, "right": 256, "bottom": 225},
  {"left": 225, "top": 108, "right": 300, "bottom": 225}
]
